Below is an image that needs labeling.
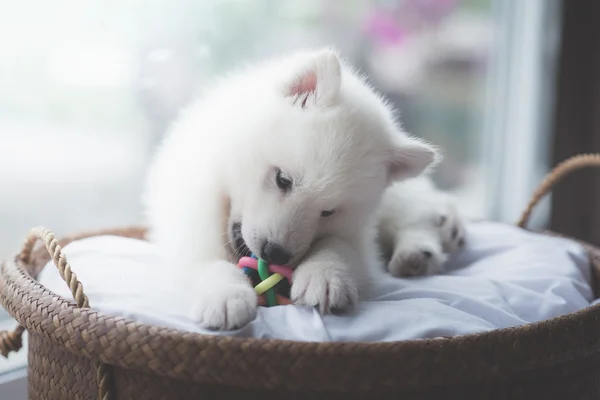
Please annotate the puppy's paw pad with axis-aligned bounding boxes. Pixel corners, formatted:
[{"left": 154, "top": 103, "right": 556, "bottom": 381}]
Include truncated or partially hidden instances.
[
  {"left": 437, "top": 214, "right": 448, "bottom": 227},
  {"left": 439, "top": 209, "right": 466, "bottom": 253}
]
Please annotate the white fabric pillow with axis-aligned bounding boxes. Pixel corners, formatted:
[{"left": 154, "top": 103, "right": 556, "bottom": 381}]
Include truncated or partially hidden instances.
[{"left": 38, "top": 222, "right": 594, "bottom": 342}]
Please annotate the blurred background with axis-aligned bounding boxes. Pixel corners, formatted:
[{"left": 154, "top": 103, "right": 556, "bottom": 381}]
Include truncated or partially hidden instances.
[
  {"left": 0, "top": 0, "right": 559, "bottom": 257},
  {"left": 5, "top": 0, "right": 600, "bottom": 388}
]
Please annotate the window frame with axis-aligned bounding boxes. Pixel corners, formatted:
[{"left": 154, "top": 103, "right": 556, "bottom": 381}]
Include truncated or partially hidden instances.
[
  {"left": 482, "top": 0, "right": 561, "bottom": 227},
  {"left": 550, "top": 0, "right": 600, "bottom": 244}
]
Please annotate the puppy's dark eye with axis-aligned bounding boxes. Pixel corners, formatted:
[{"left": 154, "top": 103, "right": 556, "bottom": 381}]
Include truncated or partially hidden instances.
[
  {"left": 321, "top": 210, "right": 336, "bottom": 218},
  {"left": 275, "top": 169, "right": 293, "bottom": 191}
]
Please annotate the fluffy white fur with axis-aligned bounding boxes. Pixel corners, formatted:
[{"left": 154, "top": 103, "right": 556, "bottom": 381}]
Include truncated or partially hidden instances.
[{"left": 143, "top": 49, "right": 465, "bottom": 330}]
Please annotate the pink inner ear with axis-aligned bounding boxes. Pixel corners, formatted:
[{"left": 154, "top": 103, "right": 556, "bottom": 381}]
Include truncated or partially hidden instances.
[{"left": 288, "top": 71, "right": 317, "bottom": 96}]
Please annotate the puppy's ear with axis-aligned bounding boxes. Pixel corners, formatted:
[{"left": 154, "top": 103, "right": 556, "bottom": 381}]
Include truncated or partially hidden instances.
[
  {"left": 388, "top": 137, "right": 440, "bottom": 182},
  {"left": 284, "top": 49, "right": 341, "bottom": 108}
]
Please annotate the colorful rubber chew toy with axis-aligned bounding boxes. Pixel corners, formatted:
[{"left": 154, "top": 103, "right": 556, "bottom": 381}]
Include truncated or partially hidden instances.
[{"left": 237, "top": 254, "right": 294, "bottom": 307}]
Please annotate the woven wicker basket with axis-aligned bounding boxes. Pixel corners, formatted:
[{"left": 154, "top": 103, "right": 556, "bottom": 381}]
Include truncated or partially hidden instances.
[{"left": 2, "top": 154, "right": 600, "bottom": 400}]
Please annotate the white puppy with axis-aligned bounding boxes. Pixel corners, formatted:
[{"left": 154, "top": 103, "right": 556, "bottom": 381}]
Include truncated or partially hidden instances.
[{"left": 143, "top": 49, "right": 465, "bottom": 330}]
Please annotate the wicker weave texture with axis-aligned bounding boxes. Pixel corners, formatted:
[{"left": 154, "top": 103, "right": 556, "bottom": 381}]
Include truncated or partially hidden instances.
[{"left": 28, "top": 335, "right": 96, "bottom": 400}]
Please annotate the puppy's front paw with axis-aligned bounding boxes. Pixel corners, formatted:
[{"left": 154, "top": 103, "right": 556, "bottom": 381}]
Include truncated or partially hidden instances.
[
  {"left": 291, "top": 263, "right": 358, "bottom": 314},
  {"left": 191, "top": 282, "right": 257, "bottom": 331}
]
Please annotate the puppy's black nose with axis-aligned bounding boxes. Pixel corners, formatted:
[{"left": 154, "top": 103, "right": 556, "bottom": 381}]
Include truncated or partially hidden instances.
[{"left": 260, "top": 241, "right": 292, "bottom": 265}]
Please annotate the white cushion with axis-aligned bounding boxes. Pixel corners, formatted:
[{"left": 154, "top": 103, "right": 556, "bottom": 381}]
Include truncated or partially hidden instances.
[{"left": 37, "top": 221, "right": 594, "bottom": 342}]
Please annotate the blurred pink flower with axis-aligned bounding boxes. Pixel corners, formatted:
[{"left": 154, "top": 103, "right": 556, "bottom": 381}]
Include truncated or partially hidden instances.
[
  {"left": 363, "top": 0, "right": 460, "bottom": 47},
  {"left": 363, "top": 10, "right": 407, "bottom": 46}
]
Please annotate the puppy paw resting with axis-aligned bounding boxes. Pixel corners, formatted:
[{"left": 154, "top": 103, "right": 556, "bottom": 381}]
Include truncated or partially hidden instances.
[
  {"left": 143, "top": 48, "right": 461, "bottom": 330},
  {"left": 290, "top": 237, "right": 360, "bottom": 313},
  {"left": 379, "top": 179, "right": 466, "bottom": 277},
  {"left": 186, "top": 260, "right": 258, "bottom": 330},
  {"left": 190, "top": 283, "right": 257, "bottom": 330}
]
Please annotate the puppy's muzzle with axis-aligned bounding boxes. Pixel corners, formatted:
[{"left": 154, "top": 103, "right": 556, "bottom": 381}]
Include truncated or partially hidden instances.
[{"left": 260, "top": 241, "right": 292, "bottom": 265}]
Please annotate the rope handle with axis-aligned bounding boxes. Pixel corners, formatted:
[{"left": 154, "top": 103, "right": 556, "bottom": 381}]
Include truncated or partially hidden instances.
[
  {"left": 0, "top": 227, "right": 112, "bottom": 400},
  {"left": 20, "top": 227, "right": 90, "bottom": 307},
  {"left": 517, "top": 154, "right": 600, "bottom": 229},
  {"left": 1, "top": 227, "right": 89, "bottom": 357}
]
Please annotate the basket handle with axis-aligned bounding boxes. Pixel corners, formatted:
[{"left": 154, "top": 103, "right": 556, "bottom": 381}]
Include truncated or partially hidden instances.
[
  {"left": 0, "top": 227, "right": 90, "bottom": 357},
  {"left": 1, "top": 227, "right": 89, "bottom": 357},
  {"left": 0, "top": 227, "right": 112, "bottom": 400},
  {"left": 517, "top": 154, "right": 600, "bottom": 229}
]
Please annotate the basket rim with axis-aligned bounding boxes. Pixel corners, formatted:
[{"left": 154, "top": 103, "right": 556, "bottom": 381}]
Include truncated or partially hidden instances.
[{"left": 2, "top": 225, "right": 600, "bottom": 392}]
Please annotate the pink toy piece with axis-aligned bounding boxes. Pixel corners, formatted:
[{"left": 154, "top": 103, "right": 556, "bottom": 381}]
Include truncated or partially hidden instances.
[
  {"left": 237, "top": 256, "right": 258, "bottom": 269},
  {"left": 237, "top": 256, "right": 294, "bottom": 282}
]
